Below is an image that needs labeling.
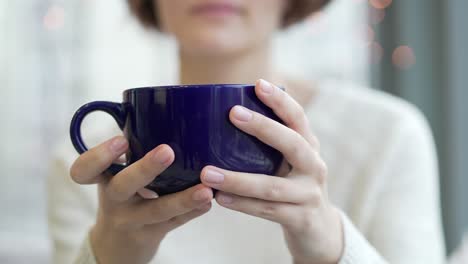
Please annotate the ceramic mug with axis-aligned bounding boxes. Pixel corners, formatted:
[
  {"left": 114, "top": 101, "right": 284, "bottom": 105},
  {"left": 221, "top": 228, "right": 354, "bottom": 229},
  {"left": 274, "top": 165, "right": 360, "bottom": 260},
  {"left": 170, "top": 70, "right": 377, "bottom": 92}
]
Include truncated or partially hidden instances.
[{"left": 70, "top": 84, "right": 283, "bottom": 195}]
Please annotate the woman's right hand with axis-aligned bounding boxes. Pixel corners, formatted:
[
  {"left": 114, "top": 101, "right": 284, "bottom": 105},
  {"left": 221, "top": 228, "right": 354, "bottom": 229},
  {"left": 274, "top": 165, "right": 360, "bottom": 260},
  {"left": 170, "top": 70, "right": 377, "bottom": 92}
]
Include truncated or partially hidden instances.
[{"left": 70, "top": 136, "right": 213, "bottom": 264}]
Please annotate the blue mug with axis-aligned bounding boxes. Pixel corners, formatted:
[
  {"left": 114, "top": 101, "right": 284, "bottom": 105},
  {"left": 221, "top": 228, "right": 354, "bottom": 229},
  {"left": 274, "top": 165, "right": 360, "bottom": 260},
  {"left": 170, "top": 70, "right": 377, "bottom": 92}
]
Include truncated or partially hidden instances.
[{"left": 70, "top": 84, "right": 283, "bottom": 195}]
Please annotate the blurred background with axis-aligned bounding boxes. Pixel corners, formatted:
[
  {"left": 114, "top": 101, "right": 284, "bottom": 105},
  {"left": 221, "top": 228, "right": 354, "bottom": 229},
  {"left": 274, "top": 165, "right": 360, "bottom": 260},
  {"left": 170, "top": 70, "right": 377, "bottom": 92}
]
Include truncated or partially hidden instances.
[{"left": 0, "top": 0, "right": 466, "bottom": 263}]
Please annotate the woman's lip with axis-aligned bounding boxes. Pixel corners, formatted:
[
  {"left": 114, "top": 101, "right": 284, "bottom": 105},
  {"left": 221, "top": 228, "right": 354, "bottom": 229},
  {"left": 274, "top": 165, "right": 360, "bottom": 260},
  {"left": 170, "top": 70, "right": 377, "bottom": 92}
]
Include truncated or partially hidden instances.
[{"left": 191, "top": 3, "right": 243, "bottom": 17}]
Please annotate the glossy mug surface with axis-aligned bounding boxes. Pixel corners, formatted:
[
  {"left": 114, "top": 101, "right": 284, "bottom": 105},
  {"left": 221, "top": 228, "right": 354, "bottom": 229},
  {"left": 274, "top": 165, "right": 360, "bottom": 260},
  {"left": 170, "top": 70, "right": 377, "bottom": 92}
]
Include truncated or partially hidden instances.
[{"left": 70, "top": 84, "right": 283, "bottom": 195}]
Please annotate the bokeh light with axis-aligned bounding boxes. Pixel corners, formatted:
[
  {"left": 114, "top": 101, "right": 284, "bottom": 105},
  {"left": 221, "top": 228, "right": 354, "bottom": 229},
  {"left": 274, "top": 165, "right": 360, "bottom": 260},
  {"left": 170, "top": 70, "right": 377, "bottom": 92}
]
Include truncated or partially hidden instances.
[
  {"left": 392, "top": 45, "right": 416, "bottom": 69},
  {"left": 368, "top": 6, "right": 386, "bottom": 25},
  {"left": 369, "top": 0, "right": 393, "bottom": 9},
  {"left": 370, "top": 41, "right": 384, "bottom": 64},
  {"left": 43, "top": 5, "right": 65, "bottom": 31}
]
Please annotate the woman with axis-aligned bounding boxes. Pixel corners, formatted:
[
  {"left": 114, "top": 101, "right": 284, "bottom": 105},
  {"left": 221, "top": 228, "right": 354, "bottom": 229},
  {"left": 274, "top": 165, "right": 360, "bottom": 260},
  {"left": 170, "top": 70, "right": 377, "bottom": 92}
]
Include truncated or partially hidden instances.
[{"left": 48, "top": 0, "right": 446, "bottom": 263}]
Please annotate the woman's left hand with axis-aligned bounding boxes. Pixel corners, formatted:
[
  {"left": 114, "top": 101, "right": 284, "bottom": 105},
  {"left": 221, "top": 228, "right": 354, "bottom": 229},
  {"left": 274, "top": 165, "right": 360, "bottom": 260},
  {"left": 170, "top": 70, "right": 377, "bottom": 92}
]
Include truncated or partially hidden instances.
[{"left": 200, "top": 79, "right": 343, "bottom": 264}]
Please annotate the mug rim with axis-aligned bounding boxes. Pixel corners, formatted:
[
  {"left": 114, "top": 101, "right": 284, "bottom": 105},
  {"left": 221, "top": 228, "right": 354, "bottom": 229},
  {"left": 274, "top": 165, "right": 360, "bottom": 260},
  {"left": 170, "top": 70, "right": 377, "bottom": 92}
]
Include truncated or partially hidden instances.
[{"left": 123, "top": 84, "right": 255, "bottom": 94}]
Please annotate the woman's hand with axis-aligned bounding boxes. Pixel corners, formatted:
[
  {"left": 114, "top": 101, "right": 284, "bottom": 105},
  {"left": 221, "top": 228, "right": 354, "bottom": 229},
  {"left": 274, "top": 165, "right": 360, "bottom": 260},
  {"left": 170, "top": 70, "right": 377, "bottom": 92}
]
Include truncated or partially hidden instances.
[
  {"left": 200, "top": 79, "right": 343, "bottom": 264},
  {"left": 70, "top": 140, "right": 213, "bottom": 264}
]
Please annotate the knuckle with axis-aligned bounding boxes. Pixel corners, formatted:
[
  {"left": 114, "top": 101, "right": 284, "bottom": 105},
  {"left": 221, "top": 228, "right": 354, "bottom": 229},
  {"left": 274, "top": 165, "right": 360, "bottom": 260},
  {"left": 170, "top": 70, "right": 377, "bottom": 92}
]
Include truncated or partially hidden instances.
[
  {"left": 285, "top": 137, "right": 300, "bottom": 155},
  {"left": 313, "top": 156, "right": 328, "bottom": 185},
  {"left": 167, "top": 215, "right": 186, "bottom": 228},
  {"left": 302, "top": 187, "right": 316, "bottom": 202},
  {"left": 180, "top": 195, "right": 196, "bottom": 210},
  {"left": 286, "top": 103, "right": 306, "bottom": 129},
  {"left": 301, "top": 184, "right": 322, "bottom": 208},
  {"left": 157, "top": 194, "right": 192, "bottom": 219},
  {"left": 264, "top": 179, "right": 284, "bottom": 200},
  {"left": 287, "top": 136, "right": 308, "bottom": 161},
  {"left": 293, "top": 104, "right": 306, "bottom": 122},
  {"left": 107, "top": 181, "right": 129, "bottom": 202},
  {"left": 309, "top": 189, "right": 322, "bottom": 208},
  {"left": 258, "top": 204, "right": 277, "bottom": 218}
]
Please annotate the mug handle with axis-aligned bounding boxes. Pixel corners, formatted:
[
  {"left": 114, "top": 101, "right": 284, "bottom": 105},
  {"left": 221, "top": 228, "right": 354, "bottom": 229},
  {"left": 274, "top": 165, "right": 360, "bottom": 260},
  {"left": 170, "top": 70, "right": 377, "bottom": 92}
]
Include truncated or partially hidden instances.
[{"left": 70, "top": 101, "right": 127, "bottom": 175}]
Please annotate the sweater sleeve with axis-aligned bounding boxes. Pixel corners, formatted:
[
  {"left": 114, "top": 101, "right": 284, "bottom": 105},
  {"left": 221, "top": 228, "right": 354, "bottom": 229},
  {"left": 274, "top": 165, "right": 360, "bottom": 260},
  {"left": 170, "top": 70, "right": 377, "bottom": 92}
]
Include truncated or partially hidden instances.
[
  {"left": 47, "top": 148, "right": 99, "bottom": 264},
  {"left": 338, "top": 106, "right": 446, "bottom": 263},
  {"left": 74, "top": 233, "right": 98, "bottom": 264},
  {"left": 338, "top": 211, "right": 387, "bottom": 263}
]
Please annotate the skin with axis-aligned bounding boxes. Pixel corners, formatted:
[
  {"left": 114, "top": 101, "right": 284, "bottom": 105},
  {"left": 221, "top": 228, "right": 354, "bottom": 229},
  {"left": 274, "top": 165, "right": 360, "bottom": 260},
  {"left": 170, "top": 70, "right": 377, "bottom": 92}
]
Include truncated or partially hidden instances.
[{"left": 70, "top": 0, "right": 343, "bottom": 263}]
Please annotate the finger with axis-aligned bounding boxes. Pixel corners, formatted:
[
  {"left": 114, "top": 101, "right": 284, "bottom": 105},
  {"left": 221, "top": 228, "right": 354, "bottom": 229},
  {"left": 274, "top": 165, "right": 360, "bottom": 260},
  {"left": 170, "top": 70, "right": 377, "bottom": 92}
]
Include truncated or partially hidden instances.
[
  {"left": 106, "top": 144, "right": 174, "bottom": 202},
  {"left": 200, "top": 166, "right": 315, "bottom": 203},
  {"left": 254, "top": 79, "right": 319, "bottom": 148},
  {"left": 215, "top": 191, "right": 295, "bottom": 225},
  {"left": 133, "top": 184, "right": 213, "bottom": 225},
  {"left": 70, "top": 136, "right": 128, "bottom": 184},
  {"left": 229, "top": 105, "right": 315, "bottom": 171},
  {"left": 160, "top": 202, "right": 212, "bottom": 232}
]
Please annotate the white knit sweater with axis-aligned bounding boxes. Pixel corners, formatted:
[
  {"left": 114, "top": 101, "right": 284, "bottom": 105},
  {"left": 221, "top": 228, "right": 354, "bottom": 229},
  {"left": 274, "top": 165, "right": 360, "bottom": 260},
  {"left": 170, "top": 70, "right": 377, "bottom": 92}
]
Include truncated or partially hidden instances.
[{"left": 48, "top": 80, "right": 446, "bottom": 263}]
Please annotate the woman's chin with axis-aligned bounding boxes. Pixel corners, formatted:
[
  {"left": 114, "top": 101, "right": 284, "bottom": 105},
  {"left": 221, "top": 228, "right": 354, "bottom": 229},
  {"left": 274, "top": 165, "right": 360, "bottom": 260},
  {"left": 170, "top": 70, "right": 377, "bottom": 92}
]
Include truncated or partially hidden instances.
[
  {"left": 180, "top": 40, "right": 247, "bottom": 58},
  {"left": 177, "top": 30, "right": 250, "bottom": 58}
]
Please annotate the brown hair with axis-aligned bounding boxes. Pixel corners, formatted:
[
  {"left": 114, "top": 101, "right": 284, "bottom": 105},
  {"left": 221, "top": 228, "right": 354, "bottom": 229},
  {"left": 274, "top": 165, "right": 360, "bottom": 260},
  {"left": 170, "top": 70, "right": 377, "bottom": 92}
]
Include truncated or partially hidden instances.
[{"left": 127, "top": 0, "right": 331, "bottom": 29}]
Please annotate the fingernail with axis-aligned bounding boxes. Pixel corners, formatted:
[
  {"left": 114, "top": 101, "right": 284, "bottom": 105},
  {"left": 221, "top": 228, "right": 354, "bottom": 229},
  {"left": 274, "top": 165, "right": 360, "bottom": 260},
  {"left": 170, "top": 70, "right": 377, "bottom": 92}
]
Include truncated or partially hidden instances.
[
  {"left": 138, "top": 188, "right": 159, "bottom": 199},
  {"left": 232, "top": 106, "right": 252, "bottom": 122},
  {"left": 203, "top": 169, "right": 224, "bottom": 184},
  {"left": 153, "top": 147, "right": 172, "bottom": 165},
  {"left": 110, "top": 137, "right": 127, "bottom": 153},
  {"left": 259, "top": 79, "right": 273, "bottom": 94},
  {"left": 217, "top": 193, "right": 233, "bottom": 204},
  {"left": 193, "top": 188, "right": 209, "bottom": 201}
]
